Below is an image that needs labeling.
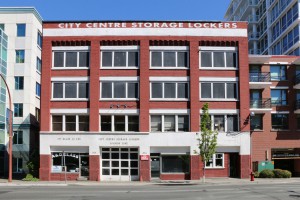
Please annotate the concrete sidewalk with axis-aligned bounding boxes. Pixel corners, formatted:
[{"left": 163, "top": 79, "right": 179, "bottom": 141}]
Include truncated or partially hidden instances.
[{"left": 0, "top": 178, "right": 300, "bottom": 187}]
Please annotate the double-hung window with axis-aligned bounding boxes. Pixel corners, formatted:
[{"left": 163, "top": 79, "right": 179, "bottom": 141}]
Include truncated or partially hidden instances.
[
  {"left": 37, "top": 31, "right": 42, "bottom": 48},
  {"left": 200, "top": 80, "right": 238, "bottom": 100},
  {"left": 150, "top": 115, "right": 189, "bottom": 132},
  {"left": 15, "top": 76, "right": 24, "bottom": 90},
  {"left": 52, "top": 81, "right": 89, "bottom": 100},
  {"left": 16, "top": 50, "right": 25, "bottom": 63},
  {"left": 13, "top": 131, "right": 23, "bottom": 145},
  {"left": 202, "top": 114, "right": 238, "bottom": 132},
  {"left": 100, "top": 115, "right": 139, "bottom": 132},
  {"left": 270, "top": 65, "right": 287, "bottom": 81},
  {"left": 206, "top": 153, "right": 224, "bottom": 168},
  {"left": 52, "top": 47, "right": 90, "bottom": 68},
  {"left": 101, "top": 81, "right": 139, "bottom": 100},
  {"left": 271, "top": 89, "right": 287, "bottom": 105},
  {"left": 271, "top": 114, "right": 289, "bottom": 130},
  {"left": 52, "top": 115, "right": 89, "bottom": 131},
  {"left": 101, "top": 46, "right": 139, "bottom": 68},
  {"left": 36, "top": 82, "right": 41, "bottom": 97},
  {"left": 36, "top": 57, "right": 42, "bottom": 73},
  {"left": 150, "top": 46, "right": 189, "bottom": 68},
  {"left": 151, "top": 80, "right": 189, "bottom": 100},
  {"left": 200, "top": 47, "right": 238, "bottom": 69},
  {"left": 14, "top": 103, "right": 23, "bottom": 117}
]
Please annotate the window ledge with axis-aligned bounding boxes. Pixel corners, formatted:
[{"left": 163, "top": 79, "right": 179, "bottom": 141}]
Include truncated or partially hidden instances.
[
  {"left": 36, "top": 70, "right": 41, "bottom": 75},
  {"left": 205, "top": 167, "right": 225, "bottom": 169},
  {"left": 160, "top": 172, "right": 190, "bottom": 174},
  {"left": 200, "top": 99, "right": 238, "bottom": 102},
  {"left": 271, "top": 129, "right": 290, "bottom": 132},
  {"left": 150, "top": 67, "right": 189, "bottom": 70},
  {"left": 100, "top": 98, "right": 139, "bottom": 101},
  {"left": 51, "top": 99, "right": 89, "bottom": 101},
  {"left": 200, "top": 67, "right": 238, "bottom": 70},
  {"left": 150, "top": 99, "right": 189, "bottom": 101},
  {"left": 52, "top": 67, "right": 89, "bottom": 70},
  {"left": 36, "top": 95, "right": 40, "bottom": 99},
  {"left": 250, "top": 129, "right": 264, "bottom": 132},
  {"left": 100, "top": 67, "right": 139, "bottom": 69}
]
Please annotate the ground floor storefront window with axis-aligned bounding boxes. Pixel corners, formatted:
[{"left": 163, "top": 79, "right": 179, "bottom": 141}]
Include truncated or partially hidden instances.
[
  {"left": 161, "top": 155, "right": 190, "bottom": 173},
  {"left": 51, "top": 152, "right": 88, "bottom": 173}
]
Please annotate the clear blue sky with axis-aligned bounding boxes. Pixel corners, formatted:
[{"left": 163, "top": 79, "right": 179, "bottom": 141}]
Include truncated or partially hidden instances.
[{"left": 0, "top": 0, "right": 231, "bottom": 21}]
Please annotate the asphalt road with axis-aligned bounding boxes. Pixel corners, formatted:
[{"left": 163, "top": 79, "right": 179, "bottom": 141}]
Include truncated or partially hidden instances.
[{"left": 0, "top": 183, "right": 300, "bottom": 200}]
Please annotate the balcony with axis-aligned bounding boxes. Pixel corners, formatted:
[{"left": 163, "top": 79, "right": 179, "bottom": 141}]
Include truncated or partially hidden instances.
[
  {"left": 295, "top": 100, "right": 300, "bottom": 114},
  {"left": 248, "top": 32, "right": 260, "bottom": 41},
  {"left": 294, "top": 74, "right": 300, "bottom": 89},
  {"left": 250, "top": 98, "right": 272, "bottom": 113},
  {"left": 249, "top": 72, "right": 272, "bottom": 89}
]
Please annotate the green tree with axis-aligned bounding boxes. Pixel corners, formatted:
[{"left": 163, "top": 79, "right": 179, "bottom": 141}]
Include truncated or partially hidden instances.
[{"left": 198, "top": 103, "right": 218, "bottom": 183}]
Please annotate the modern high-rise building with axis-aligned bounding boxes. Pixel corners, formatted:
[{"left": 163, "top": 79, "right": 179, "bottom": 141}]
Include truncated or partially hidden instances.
[
  {"left": 0, "top": 7, "right": 42, "bottom": 178},
  {"left": 224, "top": 0, "right": 300, "bottom": 55}
]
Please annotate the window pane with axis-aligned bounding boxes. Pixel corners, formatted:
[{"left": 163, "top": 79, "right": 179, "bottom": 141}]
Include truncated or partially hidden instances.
[
  {"left": 201, "top": 52, "right": 212, "bottom": 67},
  {"left": 17, "top": 24, "right": 26, "bottom": 37},
  {"left": 128, "top": 52, "right": 138, "bottom": 67},
  {"left": 164, "top": 115, "right": 175, "bottom": 132},
  {"left": 65, "top": 116, "right": 76, "bottom": 131},
  {"left": 65, "top": 83, "right": 77, "bottom": 98},
  {"left": 128, "top": 83, "right": 138, "bottom": 98},
  {"left": 54, "top": 52, "right": 64, "bottom": 67},
  {"left": 18, "top": 131, "right": 23, "bottom": 144},
  {"left": 164, "top": 52, "right": 176, "bottom": 67},
  {"left": 102, "top": 52, "right": 112, "bottom": 67},
  {"left": 177, "top": 83, "right": 188, "bottom": 98},
  {"left": 64, "top": 153, "right": 79, "bottom": 172},
  {"left": 164, "top": 83, "right": 176, "bottom": 98},
  {"left": 250, "top": 115, "right": 263, "bottom": 130},
  {"left": 128, "top": 116, "right": 139, "bottom": 132},
  {"left": 114, "top": 52, "right": 126, "bottom": 66},
  {"left": 162, "top": 156, "right": 189, "bottom": 173},
  {"left": 101, "top": 116, "right": 111, "bottom": 131},
  {"left": 178, "top": 115, "right": 189, "bottom": 132},
  {"left": 65, "top": 52, "right": 77, "bottom": 67},
  {"left": 16, "top": 50, "right": 25, "bottom": 63},
  {"left": 227, "top": 115, "right": 238, "bottom": 132},
  {"left": 213, "top": 83, "right": 225, "bottom": 98},
  {"left": 114, "top": 116, "right": 125, "bottom": 131},
  {"left": 52, "top": 116, "right": 63, "bottom": 131},
  {"left": 177, "top": 52, "right": 188, "bottom": 67},
  {"left": 79, "top": 116, "right": 89, "bottom": 131},
  {"left": 79, "top": 52, "right": 89, "bottom": 67},
  {"left": 53, "top": 83, "right": 63, "bottom": 98},
  {"left": 213, "top": 52, "right": 225, "bottom": 67},
  {"left": 227, "top": 83, "right": 237, "bottom": 99},
  {"left": 214, "top": 115, "right": 225, "bottom": 131},
  {"left": 101, "top": 82, "right": 112, "bottom": 98},
  {"left": 226, "top": 52, "right": 237, "bottom": 67},
  {"left": 201, "top": 83, "right": 211, "bottom": 98},
  {"left": 151, "top": 115, "right": 161, "bottom": 132},
  {"left": 79, "top": 83, "right": 89, "bottom": 98},
  {"left": 272, "top": 114, "right": 289, "bottom": 130},
  {"left": 151, "top": 52, "right": 162, "bottom": 67},
  {"left": 151, "top": 83, "right": 162, "bottom": 98},
  {"left": 114, "top": 82, "right": 126, "bottom": 98},
  {"left": 215, "top": 154, "right": 223, "bottom": 167}
]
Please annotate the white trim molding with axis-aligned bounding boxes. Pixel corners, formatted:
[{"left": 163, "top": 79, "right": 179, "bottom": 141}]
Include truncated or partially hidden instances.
[
  {"left": 52, "top": 46, "right": 90, "bottom": 51},
  {"left": 199, "top": 46, "right": 237, "bottom": 51},
  {"left": 150, "top": 76, "right": 189, "bottom": 81},
  {"left": 50, "top": 109, "right": 89, "bottom": 114},
  {"left": 271, "top": 111, "right": 290, "bottom": 114},
  {"left": 51, "top": 77, "right": 89, "bottom": 81},
  {"left": 149, "top": 109, "right": 190, "bottom": 114},
  {"left": 100, "top": 76, "right": 139, "bottom": 81},
  {"left": 100, "top": 46, "right": 139, "bottom": 50},
  {"left": 270, "top": 86, "right": 289, "bottom": 89},
  {"left": 200, "top": 109, "right": 239, "bottom": 114},
  {"left": 199, "top": 77, "right": 238, "bottom": 82},
  {"left": 99, "top": 109, "right": 139, "bottom": 114},
  {"left": 149, "top": 46, "right": 189, "bottom": 50},
  {"left": 269, "top": 62, "right": 289, "bottom": 65}
]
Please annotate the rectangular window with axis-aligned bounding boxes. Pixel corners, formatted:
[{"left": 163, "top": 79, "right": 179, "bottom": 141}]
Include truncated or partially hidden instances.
[
  {"left": 16, "top": 50, "right": 25, "bottom": 63},
  {"left": 13, "top": 131, "right": 23, "bottom": 145},
  {"left": 151, "top": 82, "right": 189, "bottom": 99},
  {"left": 53, "top": 51, "right": 90, "bottom": 68},
  {"left": 271, "top": 114, "right": 289, "bottom": 130},
  {"left": 161, "top": 155, "right": 190, "bottom": 173},
  {"left": 100, "top": 115, "right": 139, "bottom": 132},
  {"left": 200, "top": 82, "right": 237, "bottom": 100},
  {"left": 36, "top": 82, "right": 41, "bottom": 97},
  {"left": 270, "top": 65, "right": 287, "bottom": 81},
  {"left": 52, "top": 115, "right": 89, "bottom": 132},
  {"left": 52, "top": 152, "right": 87, "bottom": 173},
  {"left": 200, "top": 51, "right": 237, "bottom": 68},
  {"left": 271, "top": 89, "right": 287, "bottom": 105},
  {"left": 17, "top": 24, "right": 26, "bottom": 37},
  {"left": 206, "top": 153, "right": 224, "bottom": 168},
  {"left": 15, "top": 76, "right": 24, "bottom": 90},
  {"left": 37, "top": 31, "right": 42, "bottom": 48},
  {"left": 150, "top": 50, "right": 189, "bottom": 68},
  {"left": 14, "top": 103, "right": 23, "bottom": 117},
  {"left": 52, "top": 82, "right": 89, "bottom": 99},
  {"left": 150, "top": 115, "right": 189, "bottom": 132},
  {"left": 202, "top": 114, "right": 238, "bottom": 132},
  {"left": 101, "top": 50, "right": 139, "bottom": 68},
  {"left": 13, "top": 158, "right": 23, "bottom": 173},
  {"left": 101, "top": 82, "right": 138, "bottom": 99},
  {"left": 36, "top": 57, "right": 42, "bottom": 73},
  {"left": 250, "top": 114, "right": 263, "bottom": 130}
]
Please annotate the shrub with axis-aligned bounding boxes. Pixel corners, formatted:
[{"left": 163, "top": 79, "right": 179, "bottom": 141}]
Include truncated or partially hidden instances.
[
  {"left": 281, "top": 170, "right": 292, "bottom": 178},
  {"left": 273, "top": 169, "right": 292, "bottom": 178},
  {"left": 253, "top": 171, "right": 260, "bottom": 178},
  {"left": 259, "top": 169, "right": 274, "bottom": 178},
  {"left": 22, "top": 174, "right": 39, "bottom": 181}
]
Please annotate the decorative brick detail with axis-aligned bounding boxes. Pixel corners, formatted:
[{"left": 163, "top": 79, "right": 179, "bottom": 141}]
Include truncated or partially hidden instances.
[
  {"left": 139, "top": 156, "right": 150, "bottom": 181},
  {"left": 240, "top": 155, "right": 250, "bottom": 178},
  {"left": 39, "top": 154, "right": 51, "bottom": 181},
  {"left": 190, "top": 155, "right": 201, "bottom": 180},
  {"left": 89, "top": 155, "right": 100, "bottom": 181}
]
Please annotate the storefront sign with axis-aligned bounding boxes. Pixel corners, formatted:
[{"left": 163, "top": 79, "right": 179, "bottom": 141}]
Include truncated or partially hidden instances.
[
  {"left": 140, "top": 155, "right": 149, "bottom": 161},
  {"left": 272, "top": 153, "right": 300, "bottom": 159},
  {"left": 98, "top": 137, "right": 140, "bottom": 146},
  {"left": 52, "top": 166, "right": 62, "bottom": 173}
]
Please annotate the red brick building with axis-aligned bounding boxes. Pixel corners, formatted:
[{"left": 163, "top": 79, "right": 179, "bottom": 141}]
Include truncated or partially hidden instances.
[
  {"left": 39, "top": 21, "right": 251, "bottom": 181},
  {"left": 249, "top": 55, "right": 300, "bottom": 176}
]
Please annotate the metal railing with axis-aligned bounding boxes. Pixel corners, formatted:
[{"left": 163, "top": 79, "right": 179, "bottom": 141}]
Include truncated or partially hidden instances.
[
  {"left": 249, "top": 72, "right": 271, "bottom": 82},
  {"left": 271, "top": 99, "right": 288, "bottom": 106},
  {"left": 250, "top": 98, "right": 271, "bottom": 108}
]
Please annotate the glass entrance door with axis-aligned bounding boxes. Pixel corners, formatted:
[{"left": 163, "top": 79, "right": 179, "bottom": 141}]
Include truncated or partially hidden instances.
[
  {"left": 151, "top": 157, "right": 160, "bottom": 178},
  {"left": 80, "top": 155, "right": 89, "bottom": 177}
]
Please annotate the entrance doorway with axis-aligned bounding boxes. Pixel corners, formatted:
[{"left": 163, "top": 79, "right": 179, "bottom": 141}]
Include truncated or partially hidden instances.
[
  {"left": 151, "top": 155, "right": 160, "bottom": 179},
  {"left": 229, "top": 153, "right": 239, "bottom": 178},
  {"left": 80, "top": 155, "right": 89, "bottom": 178}
]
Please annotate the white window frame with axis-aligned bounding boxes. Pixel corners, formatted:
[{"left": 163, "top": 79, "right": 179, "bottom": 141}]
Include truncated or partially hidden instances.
[
  {"left": 13, "top": 157, "right": 23, "bottom": 173},
  {"left": 150, "top": 82, "right": 189, "bottom": 101},
  {"left": 100, "top": 46, "right": 139, "bottom": 69},
  {"left": 205, "top": 153, "right": 225, "bottom": 168},
  {"left": 150, "top": 46, "right": 189, "bottom": 69},
  {"left": 200, "top": 81, "right": 238, "bottom": 101},
  {"left": 13, "top": 130, "right": 23, "bottom": 145},
  {"left": 199, "top": 46, "right": 238, "bottom": 70},
  {"left": 51, "top": 114, "right": 89, "bottom": 132},
  {"left": 51, "top": 82, "right": 89, "bottom": 101},
  {"left": 150, "top": 115, "right": 190, "bottom": 133},
  {"left": 100, "top": 115, "right": 139, "bottom": 132},
  {"left": 204, "top": 114, "right": 239, "bottom": 133},
  {"left": 52, "top": 46, "right": 90, "bottom": 69},
  {"left": 100, "top": 81, "right": 139, "bottom": 100}
]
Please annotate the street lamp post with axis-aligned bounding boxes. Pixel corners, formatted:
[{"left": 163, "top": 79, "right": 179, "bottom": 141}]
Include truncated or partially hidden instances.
[{"left": 0, "top": 74, "right": 13, "bottom": 182}]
